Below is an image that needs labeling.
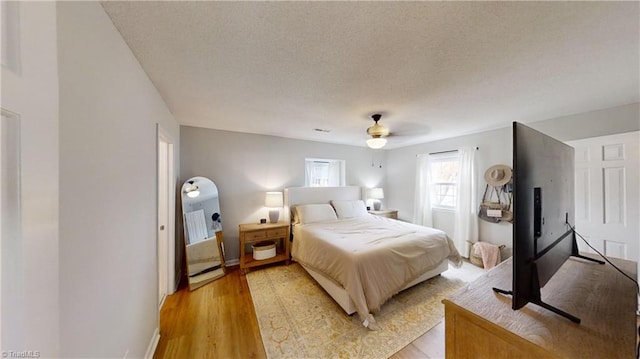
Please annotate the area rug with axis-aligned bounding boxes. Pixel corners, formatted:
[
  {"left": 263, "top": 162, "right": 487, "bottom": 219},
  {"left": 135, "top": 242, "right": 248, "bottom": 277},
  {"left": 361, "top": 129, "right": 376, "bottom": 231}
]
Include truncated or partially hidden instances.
[{"left": 246, "top": 263, "right": 466, "bottom": 359}]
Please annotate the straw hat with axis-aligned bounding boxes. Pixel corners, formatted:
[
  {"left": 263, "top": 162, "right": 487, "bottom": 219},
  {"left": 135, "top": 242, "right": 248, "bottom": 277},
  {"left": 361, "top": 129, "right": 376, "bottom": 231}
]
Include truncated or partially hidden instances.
[{"left": 484, "top": 165, "right": 512, "bottom": 187}]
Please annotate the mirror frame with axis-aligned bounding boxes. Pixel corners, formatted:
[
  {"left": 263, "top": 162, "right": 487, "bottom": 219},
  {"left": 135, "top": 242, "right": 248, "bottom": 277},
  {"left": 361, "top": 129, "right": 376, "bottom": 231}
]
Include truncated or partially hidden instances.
[{"left": 181, "top": 176, "right": 226, "bottom": 290}]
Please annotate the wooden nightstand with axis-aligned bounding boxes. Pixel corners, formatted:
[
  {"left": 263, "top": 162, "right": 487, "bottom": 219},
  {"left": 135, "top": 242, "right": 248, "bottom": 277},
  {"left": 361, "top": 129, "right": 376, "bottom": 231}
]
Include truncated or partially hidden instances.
[
  {"left": 239, "top": 222, "right": 290, "bottom": 274},
  {"left": 368, "top": 209, "right": 398, "bottom": 219}
]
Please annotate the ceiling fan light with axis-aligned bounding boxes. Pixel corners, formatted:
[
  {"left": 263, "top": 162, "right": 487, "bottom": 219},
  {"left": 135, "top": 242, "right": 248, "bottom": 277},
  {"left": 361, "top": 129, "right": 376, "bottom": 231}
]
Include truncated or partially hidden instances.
[
  {"left": 186, "top": 189, "right": 200, "bottom": 198},
  {"left": 367, "top": 137, "right": 387, "bottom": 149},
  {"left": 185, "top": 181, "right": 200, "bottom": 198}
]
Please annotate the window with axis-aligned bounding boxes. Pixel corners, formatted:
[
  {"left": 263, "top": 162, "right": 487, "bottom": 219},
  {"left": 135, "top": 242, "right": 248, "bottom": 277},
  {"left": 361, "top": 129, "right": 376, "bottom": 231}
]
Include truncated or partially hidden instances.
[
  {"left": 430, "top": 152, "right": 460, "bottom": 209},
  {"left": 305, "top": 158, "right": 345, "bottom": 187}
]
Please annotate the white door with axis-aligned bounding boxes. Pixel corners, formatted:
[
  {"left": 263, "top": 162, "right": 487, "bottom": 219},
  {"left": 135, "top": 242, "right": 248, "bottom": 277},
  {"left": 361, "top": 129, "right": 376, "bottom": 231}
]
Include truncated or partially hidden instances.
[
  {"left": 1, "top": 111, "right": 22, "bottom": 350},
  {"left": 568, "top": 131, "right": 640, "bottom": 261},
  {"left": 157, "top": 126, "right": 175, "bottom": 308}
]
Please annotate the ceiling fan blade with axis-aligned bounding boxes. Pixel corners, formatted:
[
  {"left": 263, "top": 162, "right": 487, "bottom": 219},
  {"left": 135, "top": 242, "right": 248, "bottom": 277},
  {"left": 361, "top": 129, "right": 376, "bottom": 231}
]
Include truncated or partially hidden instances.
[{"left": 386, "top": 121, "right": 431, "bottom": 137}]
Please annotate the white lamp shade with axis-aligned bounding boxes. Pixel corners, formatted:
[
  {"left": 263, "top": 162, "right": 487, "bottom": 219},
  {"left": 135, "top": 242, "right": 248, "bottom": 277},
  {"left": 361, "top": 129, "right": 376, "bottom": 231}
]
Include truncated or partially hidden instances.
[
  {"left": 369, "top": 188, "right": 384, "bottom": 199},
  {"left": 265, "top": 191, "right": 283, "bottom": 207},
  {"left": 366, "top": 137, "right": 387, "bottom": 149}
]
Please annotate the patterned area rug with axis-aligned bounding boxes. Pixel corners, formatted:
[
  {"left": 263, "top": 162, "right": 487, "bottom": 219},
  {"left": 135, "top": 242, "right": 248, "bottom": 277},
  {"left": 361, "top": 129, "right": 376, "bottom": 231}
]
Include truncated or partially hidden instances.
[{"left": 246, "top": 263, "right": 466, "bottom": 359}]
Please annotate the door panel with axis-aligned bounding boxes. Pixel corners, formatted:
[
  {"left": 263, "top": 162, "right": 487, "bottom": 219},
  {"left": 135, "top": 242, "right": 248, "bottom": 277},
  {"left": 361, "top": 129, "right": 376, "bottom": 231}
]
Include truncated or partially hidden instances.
[
  {"left": 575, "top": 168, "right": 590, "bottom": 222},
  {"left": 605, "top": 240, "right": 627, "bottom": 259},
  {"left": 603, "top": 167, "right": 625, "bottom": 224}
]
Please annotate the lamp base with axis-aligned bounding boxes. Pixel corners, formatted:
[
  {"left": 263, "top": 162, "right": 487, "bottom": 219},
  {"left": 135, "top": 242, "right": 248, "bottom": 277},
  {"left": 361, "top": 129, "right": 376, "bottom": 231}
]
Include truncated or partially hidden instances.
[
  {"left": 269, "top": 209, "right": 280, "bottom": 223},
  {"left": 373, "top": 201, "right": 381, "bottom": 211}
]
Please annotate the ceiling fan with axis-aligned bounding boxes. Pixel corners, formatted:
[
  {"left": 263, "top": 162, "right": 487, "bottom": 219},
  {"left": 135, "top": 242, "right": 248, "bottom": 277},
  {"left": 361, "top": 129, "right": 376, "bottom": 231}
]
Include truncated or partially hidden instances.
[{"left": 366, "top": 113, "right": 390, "bottom": 149}]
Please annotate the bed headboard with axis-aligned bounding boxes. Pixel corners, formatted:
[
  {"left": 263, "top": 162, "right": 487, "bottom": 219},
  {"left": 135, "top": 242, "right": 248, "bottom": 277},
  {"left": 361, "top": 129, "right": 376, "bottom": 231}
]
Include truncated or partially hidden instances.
[{"left": 284, "top": 186, "right": 362, "bottom": 222}]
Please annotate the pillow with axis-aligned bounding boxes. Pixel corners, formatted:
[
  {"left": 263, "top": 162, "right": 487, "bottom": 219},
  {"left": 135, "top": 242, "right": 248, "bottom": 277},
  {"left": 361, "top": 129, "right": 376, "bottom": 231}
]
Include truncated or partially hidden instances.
[
  {"left": 294, "top": 204, "right": 338, "bottom": 224},
  {"left": 330, "top": 200, "right": 368, "bottom": 219}
]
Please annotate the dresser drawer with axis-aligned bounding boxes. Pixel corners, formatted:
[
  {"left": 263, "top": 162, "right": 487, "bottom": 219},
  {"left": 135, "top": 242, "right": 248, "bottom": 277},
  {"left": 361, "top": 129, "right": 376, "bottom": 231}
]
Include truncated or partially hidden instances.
[
  {"left": 245, "top": 230, "right": 266, "bottom": 241},
  {"left": 267, "top": 227, "right": 288, "bottom": 238}
]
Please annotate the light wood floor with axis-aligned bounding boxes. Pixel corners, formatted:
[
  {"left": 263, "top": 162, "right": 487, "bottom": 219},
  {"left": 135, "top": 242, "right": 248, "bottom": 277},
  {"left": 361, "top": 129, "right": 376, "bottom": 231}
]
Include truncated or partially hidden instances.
[{"left": 154, "top": 265, "right": 447, "bottom": 359}]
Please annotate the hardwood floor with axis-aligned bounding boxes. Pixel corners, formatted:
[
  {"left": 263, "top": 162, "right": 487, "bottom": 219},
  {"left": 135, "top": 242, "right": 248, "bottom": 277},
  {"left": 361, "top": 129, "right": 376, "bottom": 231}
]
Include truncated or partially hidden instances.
[
  {"left": 154, "top": 265, "right": 447, "bottom": 359},
  {"left": 154, "top": 265, "right": 266, "bottom": 359}
]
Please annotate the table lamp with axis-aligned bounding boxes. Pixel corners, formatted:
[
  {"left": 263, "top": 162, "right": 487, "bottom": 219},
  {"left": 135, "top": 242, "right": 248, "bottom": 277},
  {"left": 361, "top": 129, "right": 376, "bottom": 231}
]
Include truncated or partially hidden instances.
[
  {"left": 370, "top": 188, "right": 384, "bottom": 211},
  {"left": 265, "top": 191, "right": 283, "bottom": 223}
]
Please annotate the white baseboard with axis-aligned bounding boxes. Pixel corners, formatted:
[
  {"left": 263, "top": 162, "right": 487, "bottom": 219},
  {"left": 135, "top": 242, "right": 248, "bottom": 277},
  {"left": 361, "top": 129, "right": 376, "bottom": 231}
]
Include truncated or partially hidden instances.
[
  {"left": 225, "top": 259, "right": 239, "bottom": 266},
  {"left": 144, "top": 328, "right": 160, "bottom": 359}
]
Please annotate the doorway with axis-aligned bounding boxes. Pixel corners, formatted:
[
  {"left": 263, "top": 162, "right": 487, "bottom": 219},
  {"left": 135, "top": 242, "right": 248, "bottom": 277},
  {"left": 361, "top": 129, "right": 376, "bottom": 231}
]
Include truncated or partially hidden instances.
[
  {"left": 157, "top": 125, "right": 175, "bottom": 308},
  {"left": 568, "top": 131, "right": 639, "bottom": 261}
]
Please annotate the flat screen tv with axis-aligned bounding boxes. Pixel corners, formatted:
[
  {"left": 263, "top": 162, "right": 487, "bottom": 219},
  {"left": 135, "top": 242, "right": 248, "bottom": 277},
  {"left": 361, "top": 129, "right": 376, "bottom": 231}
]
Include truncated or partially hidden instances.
[{"left": 493, "top": 122, "right": 603, "bottom": 323}]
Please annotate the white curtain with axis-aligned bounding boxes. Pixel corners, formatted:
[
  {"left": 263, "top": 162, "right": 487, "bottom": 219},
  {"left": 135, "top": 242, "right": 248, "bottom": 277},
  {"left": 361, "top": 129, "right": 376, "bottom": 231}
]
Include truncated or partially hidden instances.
[
  {"left": 413, "top": 153, "right": 433, "bottom": 227},
  {"left": 305, "top": 162, "right": 314, "bottom": 186},
  {"left": 453, "top": 147, "right": 479, "bottom": 257},
  {"left": 327, "top": 160, "right": 344, "bottom": 186}
]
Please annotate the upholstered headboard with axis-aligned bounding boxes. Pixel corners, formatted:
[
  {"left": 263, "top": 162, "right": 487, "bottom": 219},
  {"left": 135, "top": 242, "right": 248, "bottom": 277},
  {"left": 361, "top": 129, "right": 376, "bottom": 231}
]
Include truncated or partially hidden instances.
[{"left": 283, "top": 186, "right": 362, "bottom": 223}]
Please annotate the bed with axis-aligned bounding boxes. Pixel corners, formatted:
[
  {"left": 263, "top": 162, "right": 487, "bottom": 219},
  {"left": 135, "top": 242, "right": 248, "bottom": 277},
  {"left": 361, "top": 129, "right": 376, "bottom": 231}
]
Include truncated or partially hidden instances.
[{"left": 284, "top": 186, "right": 462, "bottom": 330}]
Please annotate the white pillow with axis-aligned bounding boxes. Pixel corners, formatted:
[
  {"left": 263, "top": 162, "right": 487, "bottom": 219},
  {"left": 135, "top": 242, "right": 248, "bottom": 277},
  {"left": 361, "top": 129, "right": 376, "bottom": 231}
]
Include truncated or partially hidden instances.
[
  {"left": 330, "top": 200, "right": 368, "bottom": 219},
  {"left": 294, "top": 204, "right": 338, "bottom": 224}
]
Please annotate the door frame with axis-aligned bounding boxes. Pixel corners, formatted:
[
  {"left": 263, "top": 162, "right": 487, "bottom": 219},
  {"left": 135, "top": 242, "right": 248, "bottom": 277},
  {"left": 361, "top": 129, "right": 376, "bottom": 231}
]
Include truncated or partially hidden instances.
[
  {"left": 1, "top": 109, "right": 22, "bottom": 350},
  {"left": 157, "top": 124, "right": 176, "bottom": 307}
]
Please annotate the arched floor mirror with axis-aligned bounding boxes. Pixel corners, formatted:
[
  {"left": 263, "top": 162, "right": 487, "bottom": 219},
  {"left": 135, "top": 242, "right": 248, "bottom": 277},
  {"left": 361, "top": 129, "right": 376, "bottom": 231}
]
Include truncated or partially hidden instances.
[{"left": 181, "top": 176, "right": 225, "bottom": 290}]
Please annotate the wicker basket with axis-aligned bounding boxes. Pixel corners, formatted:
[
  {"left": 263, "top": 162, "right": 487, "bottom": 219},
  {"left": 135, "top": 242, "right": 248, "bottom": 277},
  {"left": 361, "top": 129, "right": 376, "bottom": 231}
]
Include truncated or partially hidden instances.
[
  {"left": 467, "top": 240, "right": 505, "bottom": 268},
  {"left": 470, "top": 252, "right": 484, "bottom": 267},
  {"left": 252, "top": 241, "right": 276, "bottom": 260}
]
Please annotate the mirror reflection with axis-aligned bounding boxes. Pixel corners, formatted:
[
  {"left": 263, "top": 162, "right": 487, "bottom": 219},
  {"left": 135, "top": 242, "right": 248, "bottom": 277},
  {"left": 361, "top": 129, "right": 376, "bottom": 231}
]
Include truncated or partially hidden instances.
[{"left": 181, "top": 176, "right": 225, "bottom": 290}]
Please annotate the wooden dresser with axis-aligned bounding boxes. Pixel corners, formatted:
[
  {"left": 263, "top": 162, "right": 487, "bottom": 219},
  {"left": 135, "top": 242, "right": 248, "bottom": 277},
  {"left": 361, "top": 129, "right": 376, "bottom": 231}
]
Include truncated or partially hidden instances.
[{"left": 442, "top": 255, "right": 637, "bottom": 359}]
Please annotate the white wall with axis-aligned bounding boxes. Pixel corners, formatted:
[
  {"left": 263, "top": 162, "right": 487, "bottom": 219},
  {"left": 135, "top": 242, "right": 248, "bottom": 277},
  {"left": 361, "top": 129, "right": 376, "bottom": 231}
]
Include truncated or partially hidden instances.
[
  {"left": 388, "top": 127, "right": 514, "bottom": 255},
  {"left": 529, "top": 103, "right": 639, "bottom": 141},
  {"left": 1, "top": 2, "right": 60, "bottom": 355},
  {"left": 180, "top": 125, "right": 386, "bottom": 262},
  {"left": 387, "top": 103, "right": 640, "bottom": 257},
  {"left": 58, "top": 2, "right": 179, "bottom": 357}
]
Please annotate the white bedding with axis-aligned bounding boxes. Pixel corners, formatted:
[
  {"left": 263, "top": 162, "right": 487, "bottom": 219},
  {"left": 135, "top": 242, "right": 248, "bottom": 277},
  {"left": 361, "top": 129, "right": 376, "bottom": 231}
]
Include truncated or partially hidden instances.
[{"left": 291, "top": 214, "right": 462, "bottom": 328}]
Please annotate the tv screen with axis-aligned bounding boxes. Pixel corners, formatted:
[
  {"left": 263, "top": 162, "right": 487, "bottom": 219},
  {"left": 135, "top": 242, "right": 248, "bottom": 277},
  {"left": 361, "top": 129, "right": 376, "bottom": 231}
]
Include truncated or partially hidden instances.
[
  {"left": 512, "top": 121, "right": 575, "bottom": 309},
  {"left": 502, "top": 122, "right": 603, "bottom": 323}
]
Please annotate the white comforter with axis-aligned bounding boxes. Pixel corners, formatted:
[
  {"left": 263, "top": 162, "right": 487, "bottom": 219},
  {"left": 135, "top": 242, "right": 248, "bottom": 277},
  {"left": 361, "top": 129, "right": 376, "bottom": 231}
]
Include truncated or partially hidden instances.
[{"left": 291, "top": 214, "right": 462, "bottom": 328}]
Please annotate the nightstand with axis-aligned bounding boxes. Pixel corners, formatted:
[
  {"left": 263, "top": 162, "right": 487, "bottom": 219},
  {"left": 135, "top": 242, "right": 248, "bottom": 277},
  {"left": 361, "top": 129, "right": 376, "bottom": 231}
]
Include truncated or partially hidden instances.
[
  {"left": 239, "top": 222, "right": 290, "bottom": 274},
  {"left": 368, "top": 209, "right": 398, "bottom": 219}
]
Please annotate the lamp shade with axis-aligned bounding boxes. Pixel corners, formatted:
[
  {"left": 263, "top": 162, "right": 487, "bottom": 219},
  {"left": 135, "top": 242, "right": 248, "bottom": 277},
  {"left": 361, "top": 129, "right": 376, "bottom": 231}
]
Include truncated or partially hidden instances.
[
  {"left": 265, "top": 191, "right": 283, "bottom": 223},
  {"left": 265, "top": 191, "right": 283, "bottom": 207},
  {"left": 369, "top": 188, "right": 384, "bottom": 199},
  {"left": 366, "top": 137, "right": 387, "bottom": 149}
]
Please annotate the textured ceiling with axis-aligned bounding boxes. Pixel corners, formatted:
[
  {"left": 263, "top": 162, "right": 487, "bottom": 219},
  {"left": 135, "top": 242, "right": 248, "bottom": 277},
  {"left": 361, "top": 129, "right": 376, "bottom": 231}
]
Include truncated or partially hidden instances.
[{"left": 101, "top": 1, "right": 639, "bottom": 149}]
